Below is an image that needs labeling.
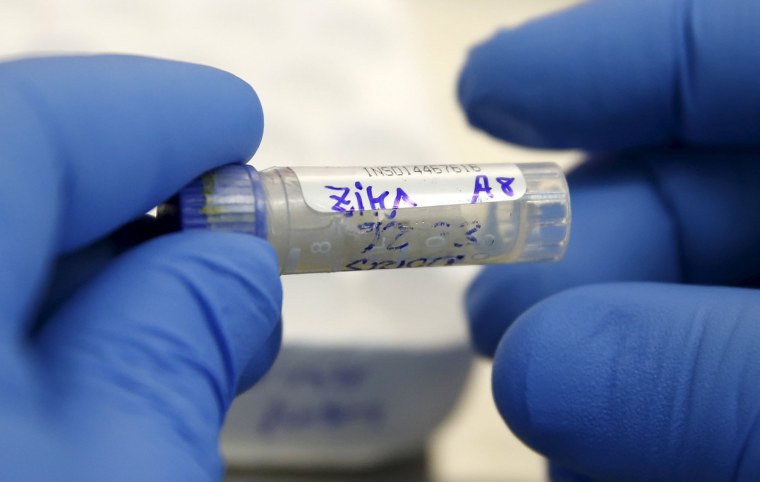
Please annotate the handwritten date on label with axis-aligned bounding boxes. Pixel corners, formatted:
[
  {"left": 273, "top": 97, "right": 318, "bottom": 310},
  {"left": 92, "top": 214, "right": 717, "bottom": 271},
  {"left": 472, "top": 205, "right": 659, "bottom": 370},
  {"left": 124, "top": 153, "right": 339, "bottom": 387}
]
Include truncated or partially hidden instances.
[
  {"left": 348, "top": 219, "right": 487, "bottom": 258},
  {"left": 357, "top": 220, "right": 413, "bottom": 253}
]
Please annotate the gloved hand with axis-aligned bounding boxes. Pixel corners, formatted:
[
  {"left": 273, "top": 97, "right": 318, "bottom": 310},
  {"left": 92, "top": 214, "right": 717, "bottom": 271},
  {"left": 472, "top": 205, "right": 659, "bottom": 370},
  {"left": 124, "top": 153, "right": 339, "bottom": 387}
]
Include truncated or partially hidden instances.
[
  {"left": 0, "top": 55, "right": 282, "bottom": 481},
  {"left": 459, "top": 0, "right": 760, "bottom": 480}
]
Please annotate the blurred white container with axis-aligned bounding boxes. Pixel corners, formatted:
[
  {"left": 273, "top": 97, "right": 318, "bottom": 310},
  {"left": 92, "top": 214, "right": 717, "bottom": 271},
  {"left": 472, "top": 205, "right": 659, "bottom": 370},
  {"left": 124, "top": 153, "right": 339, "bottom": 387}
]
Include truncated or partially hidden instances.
[{"left": 223, "top": 342, "right": 471, "bottom": 469}]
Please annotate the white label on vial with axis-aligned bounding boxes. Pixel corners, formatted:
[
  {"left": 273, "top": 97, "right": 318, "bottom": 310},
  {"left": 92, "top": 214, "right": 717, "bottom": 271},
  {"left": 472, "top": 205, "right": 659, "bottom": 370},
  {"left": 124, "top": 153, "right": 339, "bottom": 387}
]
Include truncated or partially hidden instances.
[{"left": 290, "top": 163, "right": 527, "bottom": 214}]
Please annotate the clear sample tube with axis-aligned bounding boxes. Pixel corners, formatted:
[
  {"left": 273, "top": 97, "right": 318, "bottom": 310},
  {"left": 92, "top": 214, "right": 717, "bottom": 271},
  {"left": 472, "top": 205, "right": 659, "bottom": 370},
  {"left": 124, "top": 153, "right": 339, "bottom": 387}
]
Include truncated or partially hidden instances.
[{"left": 158, "top": 163, "right": 570, "bottom": 274}]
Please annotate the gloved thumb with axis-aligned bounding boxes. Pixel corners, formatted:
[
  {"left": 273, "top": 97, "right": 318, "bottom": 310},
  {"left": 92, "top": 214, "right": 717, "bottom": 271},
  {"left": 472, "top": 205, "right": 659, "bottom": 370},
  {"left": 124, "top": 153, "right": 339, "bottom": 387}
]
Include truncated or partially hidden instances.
[
  {"left": 492, "top": 282, "right": 760, "bottom": 482},
  {"left": 34, "top": 232, "right": 282, "bottom": 480}
]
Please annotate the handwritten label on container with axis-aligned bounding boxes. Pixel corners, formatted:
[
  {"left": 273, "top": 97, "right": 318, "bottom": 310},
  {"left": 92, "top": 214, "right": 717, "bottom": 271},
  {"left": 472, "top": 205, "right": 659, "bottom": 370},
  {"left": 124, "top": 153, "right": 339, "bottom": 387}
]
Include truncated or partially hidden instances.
[{"left": 290, "top": 163, "right": 527, "bottom": 214}]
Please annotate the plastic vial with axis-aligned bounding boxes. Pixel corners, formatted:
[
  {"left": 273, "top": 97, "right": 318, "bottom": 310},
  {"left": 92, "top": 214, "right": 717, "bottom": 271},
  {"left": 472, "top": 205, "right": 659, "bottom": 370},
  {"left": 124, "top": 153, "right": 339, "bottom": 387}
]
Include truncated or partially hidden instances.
[{"left": 158, "top": 163, "right": 570, "bottom": 274}]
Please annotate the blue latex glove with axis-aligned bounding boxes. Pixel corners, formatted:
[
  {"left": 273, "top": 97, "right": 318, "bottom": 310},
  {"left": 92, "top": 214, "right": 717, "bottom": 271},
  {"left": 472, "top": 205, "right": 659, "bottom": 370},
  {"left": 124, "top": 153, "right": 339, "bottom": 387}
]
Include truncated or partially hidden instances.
[
  {"left": 459, "top": 0, "right": 760, "bottom": 480},
  {"left": 0, "top": 55, "right": 282, "bottom": 481}
]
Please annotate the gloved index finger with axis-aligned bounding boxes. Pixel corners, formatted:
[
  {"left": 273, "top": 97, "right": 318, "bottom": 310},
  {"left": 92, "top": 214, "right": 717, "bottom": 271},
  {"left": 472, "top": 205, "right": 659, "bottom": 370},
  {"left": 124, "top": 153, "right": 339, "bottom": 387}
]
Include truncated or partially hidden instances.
[
  {"left": 0, "top": 55, "right": 263, "bottom": 252},
  {"left": 458, "top": 0, "right": 760, "bottom": 150},
  {"left": 0, "top": 54, "right": 262, "bottom": 329}
]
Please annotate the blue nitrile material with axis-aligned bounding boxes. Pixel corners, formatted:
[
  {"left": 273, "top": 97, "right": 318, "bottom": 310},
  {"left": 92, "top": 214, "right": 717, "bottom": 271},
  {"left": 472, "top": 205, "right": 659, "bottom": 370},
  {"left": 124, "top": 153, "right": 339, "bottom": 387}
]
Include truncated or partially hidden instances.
[
  {"left": 0, "top": 54, "right": 282, "bottom": 481},
  {"left": 459, "top": 0, "right": 760, "bottom": 480}
]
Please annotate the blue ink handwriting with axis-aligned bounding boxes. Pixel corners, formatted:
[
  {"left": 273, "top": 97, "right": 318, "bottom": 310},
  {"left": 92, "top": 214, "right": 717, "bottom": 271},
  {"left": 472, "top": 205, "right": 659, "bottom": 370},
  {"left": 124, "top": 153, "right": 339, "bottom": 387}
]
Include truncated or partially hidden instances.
[
  {"left": 470, "top": 175, "right": 516, "bottom": 203},
  {"left": 324, "top": 182, "right": 418, "bottom": 214}
]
